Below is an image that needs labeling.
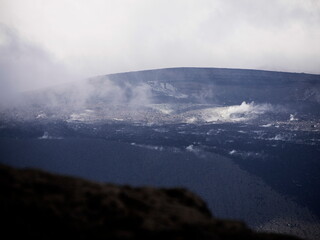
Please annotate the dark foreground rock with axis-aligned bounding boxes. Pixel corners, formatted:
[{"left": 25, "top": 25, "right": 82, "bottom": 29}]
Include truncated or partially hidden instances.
[{"left": 0, "top": 164, "right": 300, "bottom": 240}]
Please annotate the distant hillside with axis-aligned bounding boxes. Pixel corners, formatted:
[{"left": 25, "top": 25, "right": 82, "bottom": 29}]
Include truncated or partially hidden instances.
[
  {"left": 102, "top": 67, "right": 320, "bottom": 105},
  {"left": 5, "top": 67, "right": 319, "bottom": 122}
]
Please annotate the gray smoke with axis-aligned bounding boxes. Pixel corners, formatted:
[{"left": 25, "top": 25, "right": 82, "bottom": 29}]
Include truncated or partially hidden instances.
[
  {"left": 0, "top": 25, "right": 152, "bottom": 111},
  {"left": 0, "top": 25, "right": 82, "bottom": 106}
]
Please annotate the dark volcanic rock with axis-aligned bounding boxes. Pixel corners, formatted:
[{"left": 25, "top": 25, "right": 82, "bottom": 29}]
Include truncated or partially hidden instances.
[{"left": 0, "top": 164, "right": 300, "bottom": 239}]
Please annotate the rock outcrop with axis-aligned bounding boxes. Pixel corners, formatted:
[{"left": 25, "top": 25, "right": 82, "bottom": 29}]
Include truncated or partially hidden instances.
[{"left": 0, "top": 164, "right": 300, "bottom": 239}]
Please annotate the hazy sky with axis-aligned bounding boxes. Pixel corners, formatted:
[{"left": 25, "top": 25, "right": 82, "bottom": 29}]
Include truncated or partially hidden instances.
[{"left": 1, "top": 0, "right": 320, "bottom": 92}]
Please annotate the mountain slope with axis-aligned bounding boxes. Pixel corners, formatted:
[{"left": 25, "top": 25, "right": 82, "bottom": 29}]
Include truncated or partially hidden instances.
[{"left": 104, "top": 67, "right": 320, "bottom": 105}]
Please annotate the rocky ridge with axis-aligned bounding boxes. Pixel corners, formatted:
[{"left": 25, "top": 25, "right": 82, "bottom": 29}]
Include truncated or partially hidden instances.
[{"left": 0, "top": 164, "right": 301, "bottom": 239}]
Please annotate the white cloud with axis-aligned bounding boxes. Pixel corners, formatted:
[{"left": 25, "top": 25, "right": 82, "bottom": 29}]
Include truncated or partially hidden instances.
[{"left": 0, "top": 0, "right": 319, "bottom": 82}]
